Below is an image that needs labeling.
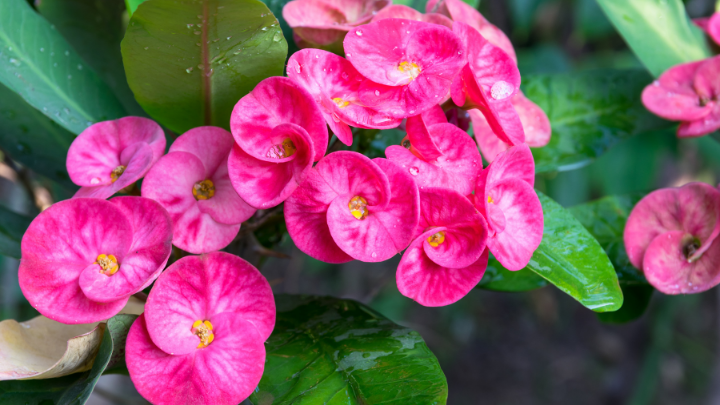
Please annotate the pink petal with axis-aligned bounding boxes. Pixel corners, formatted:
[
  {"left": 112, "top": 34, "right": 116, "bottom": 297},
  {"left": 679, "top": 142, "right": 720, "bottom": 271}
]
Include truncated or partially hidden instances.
[
  {"left": 478, "top": 143, "right": 535, "bottom": 188},
  {"left": 406, "top": 113, "right": 443, "bottom": 160},
  {"left": 315, "top": 151, "right": 392, "bottom": 208},
  {"left": 126, "top": 313, "right": 266, "bottom": 405},
  {"left": 227, "top": 124, "right": 314, "bottom": 209},
  {"left": 513, "top": 92, "right": 551, "bottom": 147},
  {"left": 67, "top": 117, "right": 165, "bottom": 188},
  {"left": 422, "top": 104, "right": 450, "bottom": 126},
  {"left": 169, "top": 127, "right": 235, "bottom": 177},
  {"left": 397, "top": 229, "right": 489, "bottom": 307},
  {"left": 385, "top": 123, "right": 482, "bottom": 196},
  {"left": 73, "top": 143, "right": 154, "bottom": 199},
  {"left": 624, "top": 182, "right": 720, "bottom": 270},
  {"left": 144, "top": 253, "right": 275, "bottom": 356},
  {"left": 468, "top": 108, "right": 510, "bottom": 162},
  {"left": 230, "top": 77, "right": 328, "bottom": 161},
  {"left": 372, "top": 5, "right": 454, "bottom": 28},
  {"left": 707, "top": 12, "right": 720, "bottom": 46},
  {"left": 198, "top": 163, "right": 256, "bottom": 225},
  {"left": 643, "top": 231, "right": 720, "bottom": 294},
  {"left": 79, "top": 197, "right": 173, "bottom": 303},
  {"left": 641, "top": 61, "right": 711, "bottom": 121},
  {"left": 677, "top": 105, "right": 720, "bottom": 137},
  {"left": 422, "top": 220, "right": 487, "bottom": 269},
  {"left": 19, "top": 198, "right": 132, "bottom": 324},
  {"left": 694, "top": 55, "right": 720, "bottom": 103}
]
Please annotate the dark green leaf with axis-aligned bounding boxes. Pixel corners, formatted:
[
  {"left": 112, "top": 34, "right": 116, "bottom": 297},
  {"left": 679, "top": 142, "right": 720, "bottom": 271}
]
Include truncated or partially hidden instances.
[
  {"left": 0, "top": 205, "right": 32, "bottom": 259},
  {"left": 523, "top": 70, "right": 672, "bottom": 173},
  {"left": 124, "top": 0, "right": 148, "bottom": 17},
  {"left": 37, "top": 0, "right": 145, "bottom": 116},
  {"left": 524, "top": 191, "right": 623, "bottom": 312},
  {"left": 596, "top": 284, "right": 654, "bottom": 324},
  {"left": 477, "top": 254, "right": 548, "bottom": 292},
  {"left": 0, "top": 0, "right": 127, "bottom": 135},
  {"left": 0, "top": 82, "right": 77, "bottom": 189},
  {"left": 0, "top": 314, "right": 138, "bottom": 405},
  {"left": 568, "top": 194, "right": 648, "bottom": 285},
  {"left": 596, "top": 0, "right": 712, "bottom": 77},
  {"left": 251, "top": 295, "right": 448, "bottom": 405},
  {"left": 122, "top": 0, "right": 288, "bottom": 134}
]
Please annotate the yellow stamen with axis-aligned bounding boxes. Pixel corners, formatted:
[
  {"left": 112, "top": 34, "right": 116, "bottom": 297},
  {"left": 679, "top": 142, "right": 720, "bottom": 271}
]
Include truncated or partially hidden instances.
[
  {"left": 193, "top": 179, "right": 215, "bottom": 200},
  {"left": 427, "top": 231, "right": 446, "bottom": 247},
  {"left": 348, "top": 196, "right": 368, "bottom": 220},
  {"left": 95, "top": 254, "right": 119, "bottom": 276},
  {"left": 191, "top": 319, "right": 214, "bottom": 349},
  {"left": 333, "top": 97, "right": 350, "bottom": 108},
  {"left": 487, "top": 195, "right": 494, "bottom": 204},
  {"left": 398, "top": 61, "right": 421, "bottom": 80},
  {"left": 266, "top": 138, "right": 297, "bottom": 159},
  {"left": 110, "top": 166, "right": 126, "bottom": 183}
]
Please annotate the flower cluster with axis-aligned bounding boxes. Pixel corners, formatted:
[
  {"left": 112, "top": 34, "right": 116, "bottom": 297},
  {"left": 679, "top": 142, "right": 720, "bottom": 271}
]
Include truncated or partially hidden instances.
[{"left": 625, "top": 183, "right": 720, "bottom": 295}]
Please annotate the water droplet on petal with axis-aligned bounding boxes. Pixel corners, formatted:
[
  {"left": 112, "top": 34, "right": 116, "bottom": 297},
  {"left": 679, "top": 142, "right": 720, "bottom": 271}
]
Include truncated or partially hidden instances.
[
  {"left": 375, "top": 90, "right": 380, "bottom": 96},
  {"left": 409, "top": 167, "right": 419, "bottom": 176},
  {"left": 491, "top": 81, "right": 513, "bottom": 100},
  {"left": 356, "top": 30, "right": 363, "bottom": 36},
  {"left": 295, "top": 63, "right": 301, "bottom": 73},
  {"left": 90, "top": 177, "right": 101, "bottom": 185},
  {"left": 371, "top": 252, "right": 377, "bottom": 258}
]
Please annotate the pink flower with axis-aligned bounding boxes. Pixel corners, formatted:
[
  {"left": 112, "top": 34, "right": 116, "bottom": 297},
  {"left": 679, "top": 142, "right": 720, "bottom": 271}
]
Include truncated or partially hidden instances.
[
  {"left": 372, "top": 4, "right": 453, "bottom": 28},
  {"left": 694, "top": 13, "right": 720, "bottom": 46},
  {"left": 427, "top": 0, "right": 516, "bottom": 61},
  {"left": 126, "top": 252, "right": 274, "bottom": 405},
  {"left": 285, "top": 151, "right": 420, "bottom": 263},
  {"left": 397, "top": 187, "right": 488, "bottom": 307},
  {"left": 385, "top": 111, "right": 482, "bottom": 196},
  {"left": 473, "top": 145, "right": 543, "bottom": 270},
  {"left": 287, "top": 49, "right": 401, "bottom": 146},
  {"left": 642, "top": 56, "right": 720, "bottom": 137},
  {"left": 142, "top": 127, "right": 255, "bottom": 254},
  {"left": 67, "top": 117, "right": 165, "bottom": 199},
  {"left": 624, "top": 183, "right": 720, "bottom": 294},
  {"left": 19, "top": 197, "right": 172, "bottom": 324},
  {"left": 343, "top": 18, "right": 466, "bottom": 118},
  {"left": 469, "top": 92, "right": 552, "bottom": 162},
  {"left": 283, "top": 0, "right": 391, "bottom": 52},
  {"left": 229, "top": 77, "right": 328, "bottom": 209},
  {"left": 451, "top": 22, "right": 525, "bottom": 147}
]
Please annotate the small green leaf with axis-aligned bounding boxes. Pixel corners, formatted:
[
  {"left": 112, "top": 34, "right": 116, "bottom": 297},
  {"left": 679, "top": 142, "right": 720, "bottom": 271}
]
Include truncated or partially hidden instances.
[
  {"left": 596, "top": 284, "right": 654, "bottom": 324},
  {"left": 525, "top": 191, "right": 623, "bottom": 312},
  {"left": 251, "top": 295, "right": 448, "bottom": 405},
  {"left": 0, "top": 0, "right": 127, "bottom": 135},
  {"left": 121, "top": 0, "right": 288, "bottom": 134},
  {"left": 568, "top": 194, "right": 648, "bottom": 285},
  {"left": 524, "top": 70, "right": 672, "bottom": 173},
  {"left": 596, "top": 0, "right": 712, "bottom": 77},
  {"left": 124, "top": 0, "right": 149, "bottom": 17},
  {"left": 0, "top": 205, "right": 32, "bottom": 259},
  {"left": 477, "top": 254, "right": 548, "bottom": 292},
  {"left": 0, "top": 314, "right": 138, "bottom": 405},
  {"left": 0, "top": 82, "right": 77, "bottom": 189},
  {"left": 37, "top": 0, "right": 145, "bottom": 116}
]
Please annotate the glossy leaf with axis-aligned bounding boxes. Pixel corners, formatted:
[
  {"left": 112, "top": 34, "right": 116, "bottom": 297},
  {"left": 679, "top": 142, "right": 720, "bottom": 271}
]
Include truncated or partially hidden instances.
[
  {"left": 121, "top": 0, "right": 288, "bottom": 134},
  {"left": 596, "top": 0, "right": 712, "bottom": 77},
  {"left": 0, "top": 314, "right": 137, "bottom": 405},
  {"left": 596, "top": 284, "right": 654, "bottom": 324},
  {"left": 525, "top": 191, "right": 623, "bottom": 312},
  {"left": 523, "top": 70, "right": 672, "bottom": 173},
  {"left": 250, "top": 295, "right": 448, "bottom": 405},
  {"left": 568, "top": 194, "right": 648, "bottom": 285},
  {"left": 37, "top": 0, "right": 145, "bottom": 116},
  {"left": 258, "top": 0, "right": 300, "bottom": 60},
  {"left": 0, "top": 0, "right": 127, "bottom": 135},
  {"left": 0, "top": 82, "right": 76, "bottom": 189},
  {"left": 0, "top": 205, "right": 32, "bottom": 259},
  {"left": 477, "top": 254, "right": 548, "bottom": 292}
]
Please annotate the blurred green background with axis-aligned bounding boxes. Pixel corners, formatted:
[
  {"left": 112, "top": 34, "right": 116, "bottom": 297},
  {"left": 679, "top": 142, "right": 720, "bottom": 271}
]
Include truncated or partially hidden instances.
[{"left": 4, "top": 0, "right": 720, "bottom": 404}]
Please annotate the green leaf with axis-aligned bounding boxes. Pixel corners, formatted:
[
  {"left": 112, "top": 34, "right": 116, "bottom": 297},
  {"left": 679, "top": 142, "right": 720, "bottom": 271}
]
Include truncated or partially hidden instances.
[
  {"left": 122, "top": 0, "right": 288, "bottom": 134},
  {"left": 524, "top": 191, "right": 623, "bottom": 312},
  {"left": 595, "top": 0, "right": 712, "bottom": 77},
  {"left": 37, "top": 0, "right": 145, "bottom": 116},
  {"left": 524, "top": 70, "right": 672, "bottom": 173},
  {"left": 567, "top": 194, "right": 648, "bottom": 285},
  {"left": 124, "top": 0, "right": 148, "bottom": 17},
  {"left": 258, "top": 0, "right": 300, "bottom": 60},
  {"left": 0, "top": 0, "right": 127, "bottom": 135},
  {"left": 0, "top": 82, "right": 77, "bottom": 189},
  {"left": 477, "top": 254, "right": 548, "bottom": 292},
  {"left": 596, "top": 284, "right": 654, "bottom": 324},
  {"left": 251, "top": 295, "right": 448, "bottom": 405},
  {"left": 0, "top": 314, "right": 138, "bottom": 405},
  {"left": 0, "top": 205, "right": 32, "bottom": 259}
]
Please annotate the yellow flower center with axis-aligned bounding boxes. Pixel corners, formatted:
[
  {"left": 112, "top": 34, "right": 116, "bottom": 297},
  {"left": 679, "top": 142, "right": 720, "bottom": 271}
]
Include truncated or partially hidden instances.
[
  {"left": 266, "top": 138, "right": 297, "bottom": 159},
  {"left": 95, "top": 254, "right": 119, "bottom": 276},
  {"left": 110, "top": 166, "right": 126, "bottom": 183},
  {"left": 348, "top": 196, "right": 368, "bottom": 220},
  {"left": 333, "top": 97, "right": 350, "bottom": 108},
  {"left": 398, "top": 61, "right": 421, "bottom": 80},
  {"left": 487, "top": 195, "right": 494, "bottom": 204},
  {"left": 191, "top": 320, "right": 214, "bottom": 349},
  {"left": 193, "top": 179, "right": 215, "bottom": 200},
  {"left": 427, "top": 231, "right": 446, "bottom": 247}
]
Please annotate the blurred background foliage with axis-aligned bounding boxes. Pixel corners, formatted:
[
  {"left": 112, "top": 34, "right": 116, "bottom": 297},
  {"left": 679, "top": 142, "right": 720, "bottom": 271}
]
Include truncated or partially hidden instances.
[{"left": 4, "top": 0, "right": 720, "bottom": 404}]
